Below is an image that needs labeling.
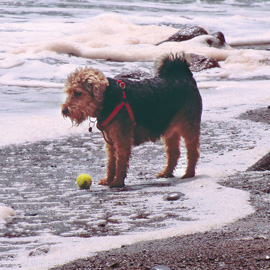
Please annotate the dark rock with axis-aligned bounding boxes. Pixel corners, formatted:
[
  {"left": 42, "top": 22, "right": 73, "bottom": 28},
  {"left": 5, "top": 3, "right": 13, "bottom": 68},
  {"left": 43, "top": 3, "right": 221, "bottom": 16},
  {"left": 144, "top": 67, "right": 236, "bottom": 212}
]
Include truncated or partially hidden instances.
[
  {"left": 114, "top": 71, "right": 153, "bottom": 81},
  {"left": 156, "top": 25, "right": 208, "bottom": 45},
  {"left": 188, "top": 53, "right": 220, "bottom": 72},
  {"left": 239, "top": 107, "right": 270, "bottom": 125},
  {"left": 247, "top": 152, "right": 270, "bottom": 171},
  {"left": 115, "top": 53, "right": 220, "bottom": 79},
  {"left": 110, "top": 262, "right": 119, "bottom": 268},
  {"left": 211, "top": 31, "right": 226, "bottom": 47}
]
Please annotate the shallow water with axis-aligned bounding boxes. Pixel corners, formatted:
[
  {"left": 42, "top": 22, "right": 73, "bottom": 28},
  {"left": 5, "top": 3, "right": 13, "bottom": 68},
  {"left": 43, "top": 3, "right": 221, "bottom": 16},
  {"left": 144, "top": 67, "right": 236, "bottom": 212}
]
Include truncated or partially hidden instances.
[{"left": 0, "top": 0, "right": 270, "bottom": 269}]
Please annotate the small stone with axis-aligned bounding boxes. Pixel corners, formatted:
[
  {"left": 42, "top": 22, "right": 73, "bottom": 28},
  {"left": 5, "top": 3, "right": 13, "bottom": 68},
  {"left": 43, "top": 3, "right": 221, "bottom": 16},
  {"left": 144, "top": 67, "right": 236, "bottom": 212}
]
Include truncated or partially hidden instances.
[
  {"left": 163, "top": 192, "right": 184, "bottom": 201},
  {"left": 265, "top": 255, "right": 270, "bottom": 260},
  {"left": 25, "top": 212, "right": 39, "bottom": 216},
  {"left": 151, "top": 265, "right": 171, "bottom": 270},
  {"left": 110, "top": 262, "right": 119, "bottom": 268},
  {"left": 98, "top": 221, "right": 106, "bottom": 227}
]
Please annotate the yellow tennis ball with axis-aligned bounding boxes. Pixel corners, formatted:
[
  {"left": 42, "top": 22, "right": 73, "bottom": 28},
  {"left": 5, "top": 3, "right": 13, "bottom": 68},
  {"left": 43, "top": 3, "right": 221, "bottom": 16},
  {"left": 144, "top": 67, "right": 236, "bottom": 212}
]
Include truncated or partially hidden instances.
[{"left": 76, "top": 174, "right": 92, "bottom": 189}]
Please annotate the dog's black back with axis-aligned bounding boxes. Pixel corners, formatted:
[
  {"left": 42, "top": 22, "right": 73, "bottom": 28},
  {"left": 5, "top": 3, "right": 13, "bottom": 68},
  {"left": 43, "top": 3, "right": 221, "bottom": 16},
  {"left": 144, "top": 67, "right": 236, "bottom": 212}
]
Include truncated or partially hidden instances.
[{"left": 98, "top": 54, "right": 201, "bottom": 136}]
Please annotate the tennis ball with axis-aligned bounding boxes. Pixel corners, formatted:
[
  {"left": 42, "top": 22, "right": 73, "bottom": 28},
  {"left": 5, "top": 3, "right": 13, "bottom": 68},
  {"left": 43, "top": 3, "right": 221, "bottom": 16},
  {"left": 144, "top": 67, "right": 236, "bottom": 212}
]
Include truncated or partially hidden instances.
[{"left": 76, "top": 174, "right": 92, "bottom": 189}]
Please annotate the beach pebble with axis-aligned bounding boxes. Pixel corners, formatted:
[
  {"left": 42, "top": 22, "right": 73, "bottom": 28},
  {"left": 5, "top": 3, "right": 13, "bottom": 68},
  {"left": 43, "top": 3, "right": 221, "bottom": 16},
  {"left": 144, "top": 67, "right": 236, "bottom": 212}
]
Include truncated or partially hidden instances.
[
  {"left": 25, "top": 211, "right": 39, "bottom": 217},
  {"left": 163, "top": 192, "right": 184, "bottom": 201},
  {"left": 110, "top": 262, "right": 119, "bottom": 268},
  {"left": 151, "top": 265, "right": 171, "bottom": 270},
  {"left": 98, "top": 221, "right": 106, "bottom": 227}
]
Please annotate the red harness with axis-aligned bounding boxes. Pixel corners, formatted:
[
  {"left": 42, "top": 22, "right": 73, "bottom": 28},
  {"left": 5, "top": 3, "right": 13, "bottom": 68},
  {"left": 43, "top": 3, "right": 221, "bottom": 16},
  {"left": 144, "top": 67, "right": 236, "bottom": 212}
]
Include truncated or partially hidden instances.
[{"left": 97, "top": 80, "right": 136, "bottom": 131}]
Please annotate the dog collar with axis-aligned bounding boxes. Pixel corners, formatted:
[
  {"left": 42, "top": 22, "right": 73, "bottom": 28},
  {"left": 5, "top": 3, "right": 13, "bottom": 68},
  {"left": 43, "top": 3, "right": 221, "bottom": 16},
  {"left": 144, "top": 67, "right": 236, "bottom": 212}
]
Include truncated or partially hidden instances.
[{"left": 97, "top": 80, "right": 136, "bottom": 131}]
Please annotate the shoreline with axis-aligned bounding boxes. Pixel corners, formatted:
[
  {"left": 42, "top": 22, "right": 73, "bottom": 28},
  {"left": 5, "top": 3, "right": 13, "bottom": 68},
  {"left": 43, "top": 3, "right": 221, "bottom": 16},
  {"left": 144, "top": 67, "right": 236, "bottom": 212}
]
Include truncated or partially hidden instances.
[
  {"left": 50, "top": 106, "right": 270, "bottom": 270},
  {"left": 50, "top": 172, "right": 270, "bottom": 270},
  {"left": 0, "top": 106, "right": 269, "bottom": 269}
]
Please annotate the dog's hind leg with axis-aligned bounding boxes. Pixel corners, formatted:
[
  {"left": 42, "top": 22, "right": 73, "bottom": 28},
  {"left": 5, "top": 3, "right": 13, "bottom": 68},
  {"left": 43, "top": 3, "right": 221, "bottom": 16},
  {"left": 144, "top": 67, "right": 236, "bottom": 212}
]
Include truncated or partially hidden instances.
[
  {"left": 182, "top": 123, "right": 200, "bottom": 179},
  {"left": 157, "top": 133, "right": 181, "bottom": 178}
]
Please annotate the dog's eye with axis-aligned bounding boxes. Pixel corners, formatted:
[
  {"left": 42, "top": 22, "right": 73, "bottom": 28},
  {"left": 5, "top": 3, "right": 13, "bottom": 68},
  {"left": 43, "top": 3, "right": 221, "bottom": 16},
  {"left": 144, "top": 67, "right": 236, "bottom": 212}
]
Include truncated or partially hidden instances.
[{"left": 74, "top": 91, "right": 82, "bottom": 97}]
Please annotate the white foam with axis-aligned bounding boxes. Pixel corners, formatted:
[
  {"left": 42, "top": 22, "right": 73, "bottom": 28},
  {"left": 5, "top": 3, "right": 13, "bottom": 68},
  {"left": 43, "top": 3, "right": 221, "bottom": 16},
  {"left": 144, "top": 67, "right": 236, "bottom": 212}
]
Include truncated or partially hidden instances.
[
  {"left": 6, "top": 14, "right": 270, "bottom": 71},
  {"left": 0, "top": 75, "right": 62, "bottom": 88},
  {"left": 200, "top": 80, "right": 270, "bottom": 111},
  {"left": 0, "top": 206, "right": 14, "bottom": 223},
  {"left": 11, "top": 176, "right": 254, "bottom": 270},
  {"left": 0, "top": 111, "right": 92, "bottom": 147},
  {"left": 228, "top": 32, "right": 270, "bottom": 46}
]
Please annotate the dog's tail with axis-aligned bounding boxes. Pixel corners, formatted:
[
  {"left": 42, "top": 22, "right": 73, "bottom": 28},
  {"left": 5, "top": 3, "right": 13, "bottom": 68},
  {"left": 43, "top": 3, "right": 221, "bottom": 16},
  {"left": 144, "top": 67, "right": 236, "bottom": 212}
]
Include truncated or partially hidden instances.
[{"left": 154, "top": 53, "right": 193, "bottom": 78}]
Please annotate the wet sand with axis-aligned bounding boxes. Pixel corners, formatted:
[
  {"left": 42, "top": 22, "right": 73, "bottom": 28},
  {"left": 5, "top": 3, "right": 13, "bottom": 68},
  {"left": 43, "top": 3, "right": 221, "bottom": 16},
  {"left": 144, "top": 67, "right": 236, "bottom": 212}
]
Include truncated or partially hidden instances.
[{"left": 49, "top": 106, "right": 270, "bottom": 270}]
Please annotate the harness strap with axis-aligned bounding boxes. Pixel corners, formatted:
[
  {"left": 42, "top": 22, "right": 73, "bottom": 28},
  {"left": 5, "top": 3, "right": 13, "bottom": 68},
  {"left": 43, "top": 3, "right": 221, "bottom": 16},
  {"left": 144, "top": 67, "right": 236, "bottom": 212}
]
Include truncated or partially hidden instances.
[{"left": 97, "top": 80, "right": 136, "bottom": 131}]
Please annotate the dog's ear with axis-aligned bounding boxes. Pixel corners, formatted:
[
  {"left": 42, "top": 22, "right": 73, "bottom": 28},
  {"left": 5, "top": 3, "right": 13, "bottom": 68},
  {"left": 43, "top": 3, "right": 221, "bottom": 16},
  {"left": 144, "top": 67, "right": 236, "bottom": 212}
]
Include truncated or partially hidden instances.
[
  {"left": 79, "top": 68, "right": 109, "bottom": 103},
  {"left": 93, "top": 78, "right": 109, "bottom": 103},
  {"left": 83, "top": 81, "right": 94, "bottom": 97}
]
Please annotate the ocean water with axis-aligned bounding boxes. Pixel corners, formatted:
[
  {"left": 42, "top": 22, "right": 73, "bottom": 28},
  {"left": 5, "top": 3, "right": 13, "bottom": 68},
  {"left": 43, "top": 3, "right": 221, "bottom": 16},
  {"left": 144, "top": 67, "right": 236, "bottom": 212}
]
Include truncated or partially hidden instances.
[{"left": 0, "top": 0, "right": 270, "bottom": 269}]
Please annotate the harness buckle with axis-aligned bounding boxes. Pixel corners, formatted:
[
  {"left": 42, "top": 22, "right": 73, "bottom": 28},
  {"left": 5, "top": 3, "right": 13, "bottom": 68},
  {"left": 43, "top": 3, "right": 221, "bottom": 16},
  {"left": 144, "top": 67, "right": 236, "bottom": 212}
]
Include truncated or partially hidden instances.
[{"left": 117, "top": 79, "right": 126, "bottom": 89}]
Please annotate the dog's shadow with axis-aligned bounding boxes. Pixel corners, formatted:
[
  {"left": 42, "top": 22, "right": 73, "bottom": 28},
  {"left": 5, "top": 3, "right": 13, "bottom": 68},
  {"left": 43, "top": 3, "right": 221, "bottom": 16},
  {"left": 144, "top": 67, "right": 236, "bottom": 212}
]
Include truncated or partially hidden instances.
[{"left": 108, "top": 175, "right": 202, "bottom": 193}]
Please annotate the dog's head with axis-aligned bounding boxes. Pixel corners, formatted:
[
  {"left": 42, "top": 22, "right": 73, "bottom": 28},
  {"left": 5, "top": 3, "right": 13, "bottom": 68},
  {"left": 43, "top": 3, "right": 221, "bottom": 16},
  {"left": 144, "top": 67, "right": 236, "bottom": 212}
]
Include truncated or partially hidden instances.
[{"left": 61, "top": 67, "right": 109, "bottom": 125}]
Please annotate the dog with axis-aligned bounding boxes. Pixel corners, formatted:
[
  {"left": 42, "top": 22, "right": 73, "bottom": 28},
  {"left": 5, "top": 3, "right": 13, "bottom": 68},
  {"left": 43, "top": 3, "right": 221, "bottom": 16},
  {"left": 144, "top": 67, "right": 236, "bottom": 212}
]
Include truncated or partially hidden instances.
[{"left": 62, "top": 53, "right": 202, "bottom": 188}]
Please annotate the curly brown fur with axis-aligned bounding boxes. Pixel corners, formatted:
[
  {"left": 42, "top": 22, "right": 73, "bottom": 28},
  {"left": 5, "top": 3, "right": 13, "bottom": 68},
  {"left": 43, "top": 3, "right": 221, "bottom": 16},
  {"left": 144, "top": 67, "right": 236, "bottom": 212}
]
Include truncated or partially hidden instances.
[
  {"left": 62, "top": 53, "right": 202, "bottom": 188},
  {"left": 61, "top": 67, "right": 108, "bottom": 125}
]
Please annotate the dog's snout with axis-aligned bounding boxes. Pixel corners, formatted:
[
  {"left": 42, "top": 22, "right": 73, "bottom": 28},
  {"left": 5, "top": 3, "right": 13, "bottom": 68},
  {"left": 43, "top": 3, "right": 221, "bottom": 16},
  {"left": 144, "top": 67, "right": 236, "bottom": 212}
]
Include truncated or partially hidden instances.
[{"left": 62, "top": 107, "right": 69, "bottom": 116}]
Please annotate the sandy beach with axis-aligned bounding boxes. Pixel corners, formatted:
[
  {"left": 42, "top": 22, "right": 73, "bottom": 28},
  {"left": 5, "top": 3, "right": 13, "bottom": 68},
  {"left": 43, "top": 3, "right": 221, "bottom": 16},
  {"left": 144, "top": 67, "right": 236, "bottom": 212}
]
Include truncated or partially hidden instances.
[
  {"left": 1, "top": 1, "right": 270, "bottom": 269},
  {"left": 48, "top": 107, "right": 270, "bottom": 270}
]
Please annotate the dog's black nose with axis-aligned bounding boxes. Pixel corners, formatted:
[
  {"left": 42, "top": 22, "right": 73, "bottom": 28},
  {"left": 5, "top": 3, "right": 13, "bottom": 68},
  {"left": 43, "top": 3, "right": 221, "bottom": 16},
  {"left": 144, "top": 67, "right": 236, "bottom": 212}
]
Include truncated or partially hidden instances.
[{"left": 62, "top": 107, "right": 69, "bottom": 115}]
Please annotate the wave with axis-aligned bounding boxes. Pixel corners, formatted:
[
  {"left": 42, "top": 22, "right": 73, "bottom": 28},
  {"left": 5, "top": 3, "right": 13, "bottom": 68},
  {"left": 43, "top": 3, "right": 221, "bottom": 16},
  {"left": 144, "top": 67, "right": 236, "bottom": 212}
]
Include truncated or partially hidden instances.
[{"left": 9, "top": 14, "right": 270, "bottom": 71}]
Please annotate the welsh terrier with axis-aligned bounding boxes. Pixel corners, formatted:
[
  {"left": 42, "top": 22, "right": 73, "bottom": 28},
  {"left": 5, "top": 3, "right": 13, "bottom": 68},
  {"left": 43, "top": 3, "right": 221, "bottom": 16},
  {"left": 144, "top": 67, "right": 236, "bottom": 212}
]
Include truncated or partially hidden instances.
[{"left": 62, "top": 53, "right": 202, "bottom": 188}]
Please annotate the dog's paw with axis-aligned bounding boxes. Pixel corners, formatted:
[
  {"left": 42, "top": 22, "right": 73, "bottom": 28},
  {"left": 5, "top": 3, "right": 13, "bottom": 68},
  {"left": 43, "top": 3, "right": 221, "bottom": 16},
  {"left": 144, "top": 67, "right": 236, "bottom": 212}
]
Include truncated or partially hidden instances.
[
  {"left": 109, "top": 181, "right": 125, "bottom": 188},
  {"left": 98, "top": 179, "right": 109, "bottom": 185},
  {"left": 156, "top": 172, "right": 174, "bottom": 178},
  {"left": 181, "top": 172, "right": 195, "bottom": 179}
]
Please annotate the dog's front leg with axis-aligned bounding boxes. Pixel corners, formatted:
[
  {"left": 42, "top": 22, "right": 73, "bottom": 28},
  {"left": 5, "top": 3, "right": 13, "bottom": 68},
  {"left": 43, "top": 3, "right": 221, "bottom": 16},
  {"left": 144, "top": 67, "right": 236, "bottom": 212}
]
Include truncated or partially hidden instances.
[
  {"left": 98, "top": 143, "right": 116, "bottom": 186},
  {"left": 109, "top": 138, "right": 132, "bottom": 188}
]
